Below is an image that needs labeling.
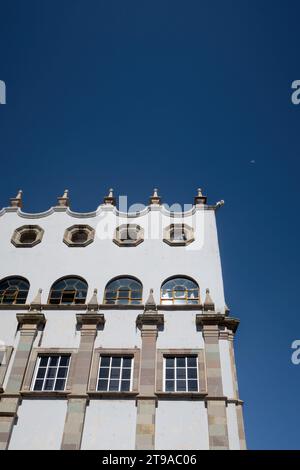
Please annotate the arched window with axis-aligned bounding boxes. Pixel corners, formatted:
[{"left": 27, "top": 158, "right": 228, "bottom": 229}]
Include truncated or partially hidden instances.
[
  {"left": 104, "top": 277, "right": 143, "bottom": 305},
  {"left": 0, "top": 276, "right": 30, "bottom": 305},
  {"left": 160, "top": 277, "right": 199, "bottom": 305},
  {"left": 48, "top": 276, "right": 88, "bottom": 305}
]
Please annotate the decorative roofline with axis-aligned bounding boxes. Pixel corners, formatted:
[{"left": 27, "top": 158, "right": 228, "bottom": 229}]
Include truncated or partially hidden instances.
[
  {"left": 0, "top": 202, "right": 224, "bottom": 220},
  {"left": 0, "top": 188, "right": 224, "bottom": 220}
]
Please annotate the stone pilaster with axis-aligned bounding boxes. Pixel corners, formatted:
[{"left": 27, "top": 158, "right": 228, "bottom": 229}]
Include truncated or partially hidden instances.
[
  {"left": 135, "top": 304, "right": 164, "bottom": 450},
  {"left": 60, "top": 313, "right": 104, "bottom": 450},
  {"left": 228, "top": 332, "right": 246, "bottom": 449},
  {"left": 202, "top": 324, "right": 229, "bottom": 450},
  {"left": 0, "top": 312, "right": 45, "bottom": 450}
]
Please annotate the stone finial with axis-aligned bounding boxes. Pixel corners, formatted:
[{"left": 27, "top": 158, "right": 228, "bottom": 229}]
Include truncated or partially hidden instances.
[
  {"left": 149, "top": 188, "right": 161, "bottom": 205},
  {"left": 57, "top": 189, "right": 70, "bottom": 207},
  {"left": 225, "top": 303, "right": 230, "bottom": 315},
  {"left": 215, "top": 200, "right": 225, "bottom": 209},
  {"left": 87, "top": 288, "right": 99, "bottom": 312},
  {"left": 29, "top": 288, "right": 42, "bottom": 312},
  {"left": 144, "top": 288, "right": 157, "bottom": 312},
  {"left": 103, "top": 188, "right": 116, "bottom": 206},
  {"left": 10, "top": 190, "right": 23, "bottom": 208},
  {"left": 194, "top": 188, "right": 207, "bottom": 206},
  {"left": 203, "top": 288, "right": 215, "bottom": 311}
]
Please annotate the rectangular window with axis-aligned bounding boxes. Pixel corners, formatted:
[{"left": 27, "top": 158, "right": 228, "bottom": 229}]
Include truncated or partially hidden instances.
[
  {"left": 32, "top": 355, "right": 70, "bottom": 391},
  {"left": 97, "top": 356, "right": 133, "bottom": 392},
  {"left": 164, "top": 356, "right": 198, "bottom": 392}
]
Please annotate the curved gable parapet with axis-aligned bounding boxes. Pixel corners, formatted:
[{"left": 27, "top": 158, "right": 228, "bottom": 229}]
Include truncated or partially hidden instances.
[{"left": 0, "top": 202, "right": 220, "bottom": 221}]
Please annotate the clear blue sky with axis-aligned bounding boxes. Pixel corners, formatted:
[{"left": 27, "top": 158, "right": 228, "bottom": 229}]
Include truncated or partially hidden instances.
[{"left": 1, "top": 0, "right": 300, "bottom": 449}]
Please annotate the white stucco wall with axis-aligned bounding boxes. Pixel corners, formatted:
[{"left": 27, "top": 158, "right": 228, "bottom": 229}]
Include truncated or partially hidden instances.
[
  {"left": 155, "top": 401, "right": 209, "bottom": 449},
  {"left": 39, "top": 311, "right": 81, "bottom": 349},
  {"left": 9, "top": 399, "right": 67, "bottom": 450},
  {"left": 81, "top": 399, "right": 136, "bottom": 450},
  {"left": 94, "top": 310, "right": 142, "bottom": 349},
  {"left": 0, "top": 206, "right": 226, "bottom": 312},
  {"left": 157, "top": 311, "right": 204, "bottom": 349}
]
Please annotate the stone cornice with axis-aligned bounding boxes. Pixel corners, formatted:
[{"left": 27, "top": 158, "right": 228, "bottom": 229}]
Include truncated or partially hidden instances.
[
  {"left": 196, "top": 313, "right": 240, "bottom": 333},
  {"left": 76, "top": 313, "right": 105, "bottom": 327},
  {"left": 16, "top": 312, "right": 46, "bottom": 328},
  {"left": 136, "top": 313, "right": 164, "bottom": 329}
]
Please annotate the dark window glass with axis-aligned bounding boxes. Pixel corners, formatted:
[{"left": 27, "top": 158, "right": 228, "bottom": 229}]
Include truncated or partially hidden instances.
[
  {"left": 48, "top": 277, "right": 87, "bottom": 305},
  {"left": 97, "top": 356, "right": 133, "bottom": 392}
]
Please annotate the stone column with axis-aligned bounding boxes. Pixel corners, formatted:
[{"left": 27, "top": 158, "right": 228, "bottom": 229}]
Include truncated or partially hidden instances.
[
  {"left": 202, "top": 323, "right": 229, "bottom": 450},
  {"left": 60, "top": 312, "right": 104, "bottom": 450},
  {"left": 135, "top": 291, "right": 164, "bottom": 450},
  {"left": 228, "top": 332, "right": 246, "bottom": 449},
  {"left": 0, "top": 312, "right": 45, "bottom": 450}
]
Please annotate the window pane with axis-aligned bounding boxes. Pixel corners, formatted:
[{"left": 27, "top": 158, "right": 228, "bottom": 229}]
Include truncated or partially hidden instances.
[
  {"left": 121, "top": 380, "right": 130, "bottom": 391},
  {"left": 59, "top": 356, "right": 70, "bottom": 367},
  {"left": 176, "top": 357, "right": 186, "bottom": 367},
  {"left": 37, "top": 368, "right": 46, "bottom": 379},
  {"left": 57, "top": 367, "right": 68, "bottom": 379},
  {"left": 99, "top": 367, "right": 109, "bottom": 378},
  {"left": 101, "top": 356, "right": 110, "bottom": 367},
  {"left": 55, "top": 379, "right": 65, "bottom": 391},
  {"left": 44, "top": 379, "right": 54, "bottom": 391},
  {"left": 49, "top": 356, "right": 59, "bottom": 366},
  {"left": 123, "top": 357, "right": 132, "bottom": 368},
  {"left": 46, "top": 368, "right": 56, "bottom": 379},
  {"left": 165, "top": 357, "right": 175, "bottom": 368},
  {"left": 97, "top": 380, "right": 108, "bottom": 391},
  {"left": 166, "top": 368, "right": 174, "bottom": 379},
  {"left": 174, "top": 289, "right": 185, "bottom": 298},
  {"left": 33, "top": 380, "right": 43, "bottom": 391},
  {"left": 131, "top": 292, "right": 141, "bottom": 300},
  {"left": 122, "top": 368, "right": 131, "bottom": 380},
  {"left": 165, "top": 380, "right": 175, "bottom": 391},
  {"left": 111, "top": 357, "right": 121, "bottom": 367},
  {"left": 187, "top": 368, "right": 197, "bottom": 379},
  {"left": 188, "top": 380, "right": 198, "bottom": 392},
  {"left": 110, "top": 368, "right": 120, "bottom": 379},
  {"left": 118, "top": 290, "right": 130, "bottom": 298},
  {"left": 161, "top": 290, "right": 172, "bottom": 299},
  {"left": 105, "top": 291, "right": 117, "bottom": 299},
  {"left": 187, "top": 357, "right": 197, "bottom": 367},
  {"left": 177, "top": 368, "right": 186, "bottom": 379},
  {"left": 49, "top": 357, "right": 59, "bottom": 367},
  {"left": 39, "top": 357, "right": 48, "bottom": 367},
  {"left": 176, "top": 380, "right": 186, "bottom": 391},
  {"left": 109, "top": 380, "right": 119, "bottom": 391}
]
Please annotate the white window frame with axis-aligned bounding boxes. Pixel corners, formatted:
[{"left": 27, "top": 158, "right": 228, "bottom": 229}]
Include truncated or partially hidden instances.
[
  {"left": 163, "top": 356, "right": 199, "bottom": 392},
  {"left": 31, "top": 354, "right": 71, "bottom": 392},
  {"left": 97, "top": 355, "right": 134, "bottom": 392}
]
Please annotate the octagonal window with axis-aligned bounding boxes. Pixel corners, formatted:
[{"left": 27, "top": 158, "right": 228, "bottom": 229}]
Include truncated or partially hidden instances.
[
  {"left": 11, "top": 225, "right": 44, "bottom": 248},
  {"left": 63, "top": 225, "right": 95, "bottom": 247},
  {"left": 163, "top": 224, "right": 194, "bottom": 246},
  {"left": 114, "top": 224, "right": 144, "bottom": 247}
]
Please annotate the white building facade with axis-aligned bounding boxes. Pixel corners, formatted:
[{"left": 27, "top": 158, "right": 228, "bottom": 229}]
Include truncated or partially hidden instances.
[{"left": 0, "top": 189, "right": 246, "bottom": 450}]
